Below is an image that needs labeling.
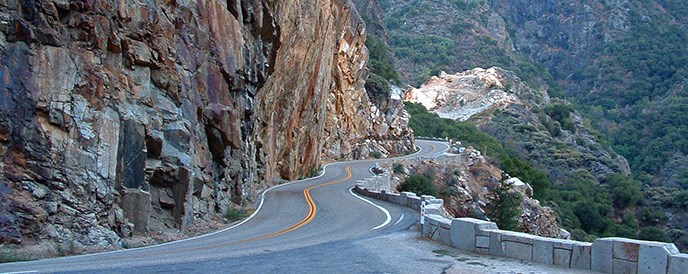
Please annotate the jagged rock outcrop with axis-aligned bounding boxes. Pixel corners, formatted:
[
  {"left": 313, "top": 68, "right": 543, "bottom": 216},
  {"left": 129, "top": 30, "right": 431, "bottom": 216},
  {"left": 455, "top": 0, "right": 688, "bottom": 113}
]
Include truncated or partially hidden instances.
[
  {"left": 0, "top": 0, "right": 414, "bottom": 248},
  {"left": 404, "top": 68, "right": 541, "bottom": 122},
  {"left": 406, "top": 67, "right": 629, "bottom": 182},
  {"left": 389, "top": 147, "right": 567, "bottom": 238}
]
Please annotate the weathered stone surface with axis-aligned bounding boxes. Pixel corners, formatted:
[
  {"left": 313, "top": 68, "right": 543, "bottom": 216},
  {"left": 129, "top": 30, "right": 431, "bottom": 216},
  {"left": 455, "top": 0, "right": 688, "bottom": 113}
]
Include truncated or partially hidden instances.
[
  {"left": 452, "top": 218, "right": 478, "bottom": 250},
  {"left": 668, "top": 254, "right": 688, "bottom": 274},
  {"left": 119, "top": 120, "right": 146, "bottom": 189},
  {"left": 476, "top": 235, "right": 490, "bottom": 249},
  {"left": 571, "top": 243, "right": 592, "bottom": 270},
  {"left": 638, "top": 242, "right": 679, "bottom": 274},
  {"left": 405, "top": 68, "right": 523, "bottom": 122},
  {"left": 533, "top": 238, "right": 554, "bottom": 265},
  {"left": 504, "top": 241, "right": 532, "bottom": 261},
  {"left": 121, "top": 188, "right": 152, "bottom": 234},
  {"left": 614, "top": 240, "right": 640, "bottom": 262},
  {"left": 592, "top": 238, "right": 614, "bottom": 273},
  {"left": 554, "top": 248, "right": 572, "bottom": 268},
  {"left": 501, "top": 232, "right": 536, "bottom": 245},
  {"left": 613, "top": 259, "right": 638, "bottom": 274},
  {"left": 0, "top": 0, "right": 414, "bottom": 249},
  {"left": 489, "top": 230, "right": 506, "bottom": 257}
]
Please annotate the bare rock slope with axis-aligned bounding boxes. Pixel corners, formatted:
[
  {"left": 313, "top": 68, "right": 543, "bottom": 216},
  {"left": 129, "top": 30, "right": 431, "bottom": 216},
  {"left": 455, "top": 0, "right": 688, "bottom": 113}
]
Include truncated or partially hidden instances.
[
  {"left": 0, "top": 0, "right": 414, "bottom": 248},
  {"left": 406, "top": 67, "right": 629, "bottom": 183}
]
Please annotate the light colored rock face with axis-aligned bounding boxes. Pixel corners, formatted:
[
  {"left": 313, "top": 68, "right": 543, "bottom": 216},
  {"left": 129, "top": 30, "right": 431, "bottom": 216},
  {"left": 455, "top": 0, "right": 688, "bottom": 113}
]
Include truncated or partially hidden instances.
[
  {"left": 404, "top": 68, "right": 530, "bottom": 121},
  {"left": 0, "top": 0, "right": 413, "bottom": 247},
  {"left": 320, "top": 5, "right": 414, "bottom": 161}
]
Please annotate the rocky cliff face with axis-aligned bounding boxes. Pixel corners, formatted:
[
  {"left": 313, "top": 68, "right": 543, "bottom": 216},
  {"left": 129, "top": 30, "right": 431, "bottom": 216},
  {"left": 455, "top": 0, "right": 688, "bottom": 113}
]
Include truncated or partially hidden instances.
[{"left": 0, "top": 0, "right": 414, "bottom": 248}]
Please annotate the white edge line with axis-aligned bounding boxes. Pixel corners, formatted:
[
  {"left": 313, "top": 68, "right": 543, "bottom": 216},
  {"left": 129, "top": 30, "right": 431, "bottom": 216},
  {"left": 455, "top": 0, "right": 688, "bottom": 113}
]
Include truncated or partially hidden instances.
[
  {"left": 47, "top": 163, "right": 338, "bottom": 261},
  {"left": 348, "top": 187, "right": 391, "bottom": 230},
  {"left": 3, "top": 271, "right": 39, "bottom": 274},
  {"left": 394, "top": 213, "right": 404, "bottom": 226},
  {"left": 10, "top": 140, "right": 445, "bottom": 263}
]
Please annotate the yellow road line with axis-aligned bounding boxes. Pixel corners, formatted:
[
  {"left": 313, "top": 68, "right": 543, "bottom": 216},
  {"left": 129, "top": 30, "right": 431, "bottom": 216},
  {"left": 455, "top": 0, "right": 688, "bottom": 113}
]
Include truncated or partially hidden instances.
[{"left": 186, "top": 165, "right": 353, "bottom": 250}]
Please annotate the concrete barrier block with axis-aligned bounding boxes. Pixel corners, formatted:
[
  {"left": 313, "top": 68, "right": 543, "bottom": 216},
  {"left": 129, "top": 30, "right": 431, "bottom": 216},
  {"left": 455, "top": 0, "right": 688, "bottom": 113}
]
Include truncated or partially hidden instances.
[
  {"left": 387, "top": 193, "right": 402, "bottom": 205},
  {"left": 504, "top": 241, "right": 533, "bottom": 261},
  {"left": 668, "top": 254, "right": 688, "bottom": 274},
  {"left": 476, "top": 236, "right": 490, "bottom": 249},
  {"left": 571, "top": 242, "right": 592, "bottom": 270},
  {"left": 489, "top": 230, "right": 505, "bottom": 257},
  {"left": 427, "top": 215, "right": 451, "bottom": 228},
  {"left": 533, "top": 238, "right": 554, "bottom": 265},
  {"left": 420, "top": 195, "right": 436, "bottom": 201},
  {"left": 553, "top": 239, "right": 576, "bottom": 250},
  {"left": 434, "top": 227, "right": 452, "bottom": 246},
  {"left": 637, "top": 242, "right": 679, "bottom": 274},
  {"left": 480, "top": 228, "right": 500, "bottom": 236},
  {"left": 613, "top": 259, "right": 638, "bottom": 274},
  {"left": 408, "top": 196, "right": 422, "bottom": 209},
  {"left": 450, "top": 218, "right": 499, "bottom": 250},
  {"left": 501, "top": 232, "right": 536, "bottom": 245},
  {"left": 401, "top": 192, "right": 416, "bottom": 198},
  {"left": 425, "top": 204, "right": 445, "bottom": 216},
  {"left": 592, "top": 238, "right": 615, "bottom": 273},
  {"left": 613, "top": 240, "right": 640, "bottom": 262},
  {"left": 475, "top": 220, "right": 499, "bottom": 236},
  {"left": 427, "top": 198, "right": 444, "bottom": 205},
  {"left": 554, "top": 248, "right": 572, "bottom": 268},
  {"left": 451, "top": 218, "right": 477, "bottom": 251}
]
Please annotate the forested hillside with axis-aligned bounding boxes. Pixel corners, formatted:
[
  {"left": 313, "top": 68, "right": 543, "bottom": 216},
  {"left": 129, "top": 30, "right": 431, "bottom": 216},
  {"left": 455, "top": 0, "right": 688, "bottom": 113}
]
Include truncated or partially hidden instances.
[{"left": 355, "top": 0, "right": 688, "bottom": 249}]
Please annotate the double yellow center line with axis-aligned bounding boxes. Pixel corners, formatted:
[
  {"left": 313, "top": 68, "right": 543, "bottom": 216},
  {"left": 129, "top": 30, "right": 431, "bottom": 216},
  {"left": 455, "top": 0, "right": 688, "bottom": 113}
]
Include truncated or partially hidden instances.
[
  {"left": 190, "top": 165, "right": 353, "bottom": 250},
  {"left": 244, "top": 165, "right": 353, "bottom": 242}
]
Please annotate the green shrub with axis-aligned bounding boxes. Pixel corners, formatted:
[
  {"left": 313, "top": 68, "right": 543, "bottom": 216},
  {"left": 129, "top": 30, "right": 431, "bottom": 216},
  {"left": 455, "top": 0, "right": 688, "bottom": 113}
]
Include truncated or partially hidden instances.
[
  {"left": 397, "top": 175, "right": 436, "bottom": 196},
  {"left": 424, "top": 167, "right": 437, "bottom": 179},
  {"left": 605, "top": 173, "right": 643, "bottom": 209},
  {"left": 365, "top": 73, "right": 391, "bottom": 103},
  {"left": 641, "top": 207, "right": 669, "bottom": 225},
  {"left": 545, "top": 103, "right": 576, "bottom": 132},
  {"left": 573, "top": 201, "right": 607, "bottom": 234},
  {"left": 638, "top": 227, "right": 671, "bottom": 242},
  {"left": 604, "top": 224, "right": 638, "bottom": 239},
  {"left": 225, "top": 207, "right": 249, "bottom": 222},
  {"left": 369, "top": 151, "right": 382, "bottom": 159},
  {"left": 393, "top": 163, "right": 405, "bottom": 174},
  {"left": 308, "top": 166, "right": 323, "bottom": 178},
  {"left": 366, "top": 35, "right": 400, "bottom": 83}
]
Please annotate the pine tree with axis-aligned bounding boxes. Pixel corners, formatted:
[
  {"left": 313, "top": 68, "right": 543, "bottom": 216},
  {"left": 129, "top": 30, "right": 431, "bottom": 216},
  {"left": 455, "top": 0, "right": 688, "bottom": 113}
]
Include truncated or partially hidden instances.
[{"left": 487, "top": 173, "right": 523, "bottom": 231}]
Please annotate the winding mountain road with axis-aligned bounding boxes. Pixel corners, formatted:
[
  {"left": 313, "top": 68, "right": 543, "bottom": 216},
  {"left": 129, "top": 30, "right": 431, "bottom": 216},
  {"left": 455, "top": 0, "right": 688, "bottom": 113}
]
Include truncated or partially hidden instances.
[{"left": 1, "top": 140, "right": 450, "bottom": 273}]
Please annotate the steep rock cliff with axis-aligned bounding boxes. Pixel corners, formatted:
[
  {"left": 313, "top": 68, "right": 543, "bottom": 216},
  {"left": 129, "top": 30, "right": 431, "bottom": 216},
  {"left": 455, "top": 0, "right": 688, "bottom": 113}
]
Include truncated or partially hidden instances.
[{"left": 0, "top": 0, "right": 414, "bottom": 248}]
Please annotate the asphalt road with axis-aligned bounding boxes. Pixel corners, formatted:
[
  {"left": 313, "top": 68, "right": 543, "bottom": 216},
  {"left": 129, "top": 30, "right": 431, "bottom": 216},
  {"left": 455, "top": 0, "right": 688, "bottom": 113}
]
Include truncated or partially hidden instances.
[{"left": 0, "top": 140, "right": 450, "bottom": 273}]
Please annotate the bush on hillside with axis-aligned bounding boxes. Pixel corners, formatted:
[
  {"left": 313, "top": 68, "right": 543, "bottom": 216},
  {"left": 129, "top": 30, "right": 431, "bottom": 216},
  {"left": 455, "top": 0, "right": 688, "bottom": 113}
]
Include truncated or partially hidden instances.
[{"left": 397, "top": 175, "right": 436, "bottom": 196}]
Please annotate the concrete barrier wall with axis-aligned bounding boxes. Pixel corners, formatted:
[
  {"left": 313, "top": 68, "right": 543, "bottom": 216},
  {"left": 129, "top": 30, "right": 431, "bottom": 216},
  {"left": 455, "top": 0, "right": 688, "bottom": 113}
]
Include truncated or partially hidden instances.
[{"left": 354, "top": 185, "right": 688, "bottom": 274}]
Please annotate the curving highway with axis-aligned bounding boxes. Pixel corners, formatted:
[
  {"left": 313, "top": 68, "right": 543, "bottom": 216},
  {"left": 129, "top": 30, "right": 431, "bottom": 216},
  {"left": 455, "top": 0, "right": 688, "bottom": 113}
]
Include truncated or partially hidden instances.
[{"left": 0, "top": 140, "right": 450, "bottom": 273}]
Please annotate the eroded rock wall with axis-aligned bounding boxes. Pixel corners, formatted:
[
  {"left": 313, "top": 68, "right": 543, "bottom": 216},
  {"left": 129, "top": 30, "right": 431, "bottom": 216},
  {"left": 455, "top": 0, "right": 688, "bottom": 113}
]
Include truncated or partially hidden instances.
[
  {"left": 0, "top": 0, "right": 414, "bottom": 247},
  {"left": 323, "top": 25, "right": 415, "bottom": 160}
]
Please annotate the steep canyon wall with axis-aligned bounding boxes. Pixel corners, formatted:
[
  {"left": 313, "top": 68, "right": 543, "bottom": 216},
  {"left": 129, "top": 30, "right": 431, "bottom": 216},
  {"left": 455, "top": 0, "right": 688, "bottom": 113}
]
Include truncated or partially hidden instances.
[{"left": 0, "top": 0, "right": 413, "bottom": 247}]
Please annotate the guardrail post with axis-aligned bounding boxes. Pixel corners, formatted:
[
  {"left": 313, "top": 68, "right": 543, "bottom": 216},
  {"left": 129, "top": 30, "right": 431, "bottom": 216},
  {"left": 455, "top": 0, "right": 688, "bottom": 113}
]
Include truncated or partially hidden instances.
[{"left": 420, "top": 197, "right": 427, "bottom": 237}]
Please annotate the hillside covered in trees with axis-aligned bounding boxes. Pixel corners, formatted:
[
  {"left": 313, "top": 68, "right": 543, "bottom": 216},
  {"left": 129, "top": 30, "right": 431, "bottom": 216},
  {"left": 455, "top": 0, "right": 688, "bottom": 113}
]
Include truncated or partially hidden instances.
[{"left": 355, "top": 0, "right": 688, "bottom": 250}]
